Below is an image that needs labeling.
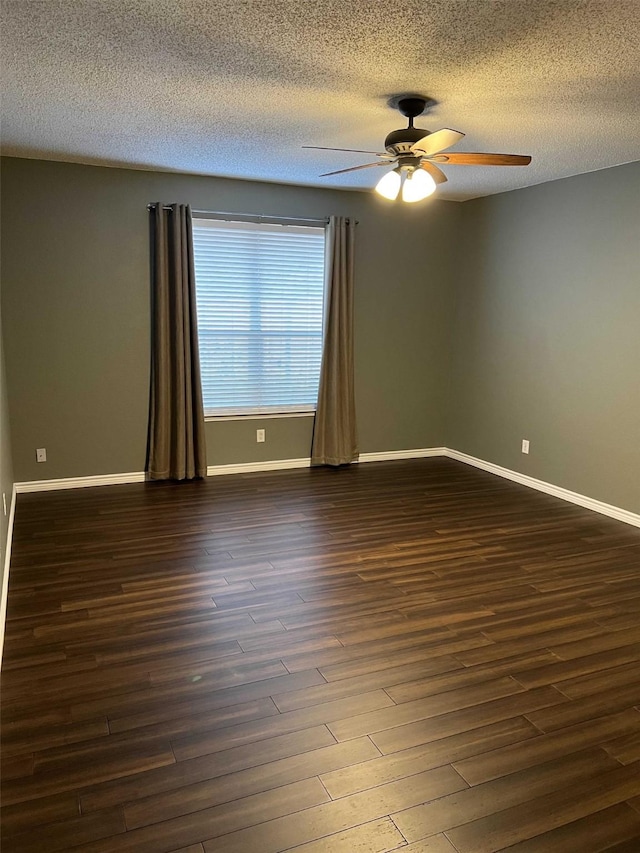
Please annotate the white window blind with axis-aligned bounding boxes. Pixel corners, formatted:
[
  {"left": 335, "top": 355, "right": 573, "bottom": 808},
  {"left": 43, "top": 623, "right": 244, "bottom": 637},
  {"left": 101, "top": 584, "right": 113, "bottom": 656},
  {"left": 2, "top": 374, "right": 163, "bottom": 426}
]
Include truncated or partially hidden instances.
[{"left": 192, "top": 218, "right": 326, "bottom": 416}]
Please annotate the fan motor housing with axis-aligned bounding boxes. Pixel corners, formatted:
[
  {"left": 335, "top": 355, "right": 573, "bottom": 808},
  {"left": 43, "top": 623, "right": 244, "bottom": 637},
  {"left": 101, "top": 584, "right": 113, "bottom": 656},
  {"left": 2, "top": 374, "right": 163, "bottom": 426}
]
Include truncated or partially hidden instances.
[{"left": 384, "top": 126, "right": 430, "bottom": 155}]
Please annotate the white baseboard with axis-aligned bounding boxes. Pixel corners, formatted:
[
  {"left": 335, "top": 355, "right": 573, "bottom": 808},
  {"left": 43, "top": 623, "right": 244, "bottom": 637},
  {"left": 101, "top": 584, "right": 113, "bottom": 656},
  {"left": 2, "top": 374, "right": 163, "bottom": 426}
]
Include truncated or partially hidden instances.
[
  {"left": 0, "top": 485, "right": 17, "bottom": 667},
  {"left": 359, "top": 448, "right": 447, "bottom": 463},
  {"left": 206, "top": 447, "right": 448, "bottom": 476},
  {"left": 15, "top": 471, "right": 146, "bottom": 493},
  {"left": 11, "top": 447, "right": 640, "bottom": 529},
  {"left": 207, "top": 458, "right": 311, "bottom": 476},
  {"left": 444, "top": 448, "right": 640, "bottom": 529}
]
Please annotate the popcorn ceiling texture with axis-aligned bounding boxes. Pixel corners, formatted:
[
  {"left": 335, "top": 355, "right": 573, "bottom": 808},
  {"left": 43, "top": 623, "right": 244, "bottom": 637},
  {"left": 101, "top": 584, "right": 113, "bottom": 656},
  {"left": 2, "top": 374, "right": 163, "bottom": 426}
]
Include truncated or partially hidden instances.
[{"left": 1, "top": 0, "right": 639, "bottom": 200}]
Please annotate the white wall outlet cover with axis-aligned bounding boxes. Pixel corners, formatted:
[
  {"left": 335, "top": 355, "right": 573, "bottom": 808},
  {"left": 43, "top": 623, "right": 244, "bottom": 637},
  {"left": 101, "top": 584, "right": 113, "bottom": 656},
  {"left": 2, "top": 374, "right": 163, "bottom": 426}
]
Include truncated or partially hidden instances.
[
  {"left": 256, "top": 429, "right": 265, "bottom": 443},
  {"left": 521, "top": 439, "right": 530, "bottom": 454},
  {"left": 36, "top": 447, "right": 47, "bottom": 462}
]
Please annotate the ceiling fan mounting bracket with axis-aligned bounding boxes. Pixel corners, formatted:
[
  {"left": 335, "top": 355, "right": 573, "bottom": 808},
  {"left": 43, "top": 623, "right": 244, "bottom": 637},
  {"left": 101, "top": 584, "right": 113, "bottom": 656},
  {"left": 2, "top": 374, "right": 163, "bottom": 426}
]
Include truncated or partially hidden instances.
[
  {"left": 397, "top": 97, "right": 428, "bottom": 120},
  {"left": 387, "top": 94, "right": 435, "bottom": 119}
]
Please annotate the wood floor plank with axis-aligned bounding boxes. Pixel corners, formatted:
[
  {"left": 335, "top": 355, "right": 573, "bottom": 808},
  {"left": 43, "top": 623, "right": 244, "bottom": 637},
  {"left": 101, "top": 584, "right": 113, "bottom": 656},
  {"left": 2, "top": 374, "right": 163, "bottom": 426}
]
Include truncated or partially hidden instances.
[
  {"left": 554, "top": 661, "right": 640, "bottom": 699},
  {"left": 603, "top": 730, "right": 640, "bottom": 765},
  {"left": 0, "top": 790, "right": 80, "bottom": 835},
  {"left": 391, "top": 748, "right": 620, "bottom": 842},
  {"left": 148, "top": 657, "right": 289, "bottom": 689},
  {"left": 549, "top": 626, "right": 640, "bottom": 660},
  {"left": 382, "top": 649, "right": 556, "bottom": 704},
  {"left": 123, "top": 737, "right": 379, "bottom": 829},
  {"left": 201, "top": 765, "right": 467, "bottom": 853},
  {"left": 320, "top": 717, "right": 537, "bottom": 799},
  {"left": 2, "top": 805, "right": 126, "bottom": 853},
  {"left": 370, "top": 685, "right": 568, "bottom": 754},
  {"left": 73, "top": 667, "right": 325, "bottom": 724},
  {"left": 445, "top": 762, "right": 640, "bottom": 853},
  {"left": 2, "top": 738, "right": 177, "bottom": 806},
  {"left": 124, "top": 775, "right": 332, "bottom": 838},
  {"left": 626, "top": 787, "right": 640, "bottom": 807},
  {"left": 525, "top": 682, "right": 640, "bottom": 732},
  {"left": 2, "top": 716, "right": 109, "bottom": 757},
  {"left": 512, "top": 643, "right": 640, "bottom": 689},
  {"left": 171, "top": 690, "right": 394, "bottom": 761},
  {"left": 71, "top": 777, "right": 330, "bottom": 853},
  {"left": 328, "top": 676, "right": 526, "bottom": 742},
  {"left": 447, "top": 599, "right": 610, "bottom": 639},
  {"left": 280, "top": 628, "right": 463, "bottom": 673},
  {"left": 399, "top": 838, "right": 459, "bottom": 853},
  {"left": 451, "top": 623, "right": 612, "bottom": 666},
  {"left": 451, "top": 708, "right": 640, "bottom": 785},
  {"left": 107, "top": 694, "right": 280, "bottom": 737},
  {"left": 0, "top": 752, "right": 34, "bottom": 780},
  {"left": 272, "top": 658, "right": 464, "bottom": 713},
  {"left": 80, "top": 726, "right": 337, "bottom": 813},
  {"left": 317, "top": 635, "right": 493, "bottom": 682},
  {"left": 3, "top": 459, "right": 640, "bottom": 853},
  {"left": 481, "top": 605, "right": 618, "bottom": 641},
  {"left": 488, "top": 803, "right": 640, "bottom": 853},
  {"left": 247, "top": 816, "right": 406, "bottom": 853}
]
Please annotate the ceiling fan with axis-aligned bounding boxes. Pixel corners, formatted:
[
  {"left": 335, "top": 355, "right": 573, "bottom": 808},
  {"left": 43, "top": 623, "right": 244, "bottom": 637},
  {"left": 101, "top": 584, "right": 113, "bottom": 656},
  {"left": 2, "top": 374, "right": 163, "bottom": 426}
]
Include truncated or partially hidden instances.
[{"left": 304, "top": 95, "right": 532, "bottom": 202}]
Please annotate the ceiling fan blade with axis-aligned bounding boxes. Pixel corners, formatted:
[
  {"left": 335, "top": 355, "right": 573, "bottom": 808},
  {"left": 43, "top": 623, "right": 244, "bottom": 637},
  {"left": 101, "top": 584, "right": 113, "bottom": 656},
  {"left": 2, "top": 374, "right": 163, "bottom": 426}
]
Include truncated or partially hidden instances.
[
  {"left": 319, "top": 161, "right": 392, "bottom": 177},
  {"left": 303, "top": 145, "right": 392, "bottom": 157},
  {"left": 411, "top": 128, "right": 465, "bottom": 156},
  {"left": 430, "top": 152, "right": 532, "bottom": 166},
  {"left": 420, "top": 161, "right": 447, "bottom": 184}
]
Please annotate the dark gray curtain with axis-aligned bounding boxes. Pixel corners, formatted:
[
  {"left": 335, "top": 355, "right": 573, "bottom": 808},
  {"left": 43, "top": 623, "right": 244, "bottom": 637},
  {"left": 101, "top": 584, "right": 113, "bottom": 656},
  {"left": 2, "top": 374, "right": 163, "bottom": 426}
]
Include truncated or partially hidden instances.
[
  {"left": 147, "top": 203, "right": 207, "bottom": 480},
  {"left": 311, "top": 216, "right": 358, "bottom": 466}
]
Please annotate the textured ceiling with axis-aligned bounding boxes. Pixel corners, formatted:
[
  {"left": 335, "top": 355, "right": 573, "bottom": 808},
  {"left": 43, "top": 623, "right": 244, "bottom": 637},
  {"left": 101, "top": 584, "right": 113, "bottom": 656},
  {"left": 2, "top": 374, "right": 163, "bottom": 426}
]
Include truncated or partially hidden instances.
[{"left": 1, "top": 0, "right": 639, "bottom": 201}]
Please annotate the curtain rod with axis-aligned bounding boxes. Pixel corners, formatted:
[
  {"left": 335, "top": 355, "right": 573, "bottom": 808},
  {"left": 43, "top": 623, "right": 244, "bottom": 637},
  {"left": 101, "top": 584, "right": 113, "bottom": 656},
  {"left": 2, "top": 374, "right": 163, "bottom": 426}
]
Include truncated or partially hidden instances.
[
  {"left": 147, "top": 204, "right": 326, "bottom": 224},
  {"left": 146, "top": 204, "right": 357, "bottom": 225}
]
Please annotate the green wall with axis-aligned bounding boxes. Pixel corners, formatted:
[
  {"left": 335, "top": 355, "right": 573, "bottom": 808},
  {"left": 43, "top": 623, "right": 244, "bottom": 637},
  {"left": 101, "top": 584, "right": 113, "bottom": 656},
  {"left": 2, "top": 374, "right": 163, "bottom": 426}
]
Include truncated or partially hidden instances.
[
  {"left": 448, "top": 161, "right": 640, "bottom": 514},
  {"left": 0, "top": 157, "right": 460, "bottom": 482},
  {"left": 1, "top": 330, "right": 14, "bottom": 577}
]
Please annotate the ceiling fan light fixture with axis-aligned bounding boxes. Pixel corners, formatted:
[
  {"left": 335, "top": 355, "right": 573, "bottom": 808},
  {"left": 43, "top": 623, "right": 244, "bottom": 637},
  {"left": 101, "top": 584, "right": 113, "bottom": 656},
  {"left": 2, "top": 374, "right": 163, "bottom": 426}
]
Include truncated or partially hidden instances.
[
  {"left": 374, "top": 168, "right": 401, "bottom": 200},
  {"left": 402, "top": 168, "right": 437, "bottom": 203}
]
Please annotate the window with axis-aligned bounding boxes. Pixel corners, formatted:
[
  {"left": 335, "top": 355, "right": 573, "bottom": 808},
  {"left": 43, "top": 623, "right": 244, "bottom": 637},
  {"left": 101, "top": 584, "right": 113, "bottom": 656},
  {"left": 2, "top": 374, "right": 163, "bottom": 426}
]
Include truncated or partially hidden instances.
[{"left": 192, "top": 217, "right": 326, "bottom": 417}]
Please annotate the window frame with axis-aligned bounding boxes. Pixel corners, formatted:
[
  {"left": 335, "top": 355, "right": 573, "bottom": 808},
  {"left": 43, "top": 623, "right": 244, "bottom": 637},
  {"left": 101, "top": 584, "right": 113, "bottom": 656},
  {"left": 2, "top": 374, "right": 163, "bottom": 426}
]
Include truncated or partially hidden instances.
[{"left": 192, "top": 214, "right": 327, "bottom": 421}]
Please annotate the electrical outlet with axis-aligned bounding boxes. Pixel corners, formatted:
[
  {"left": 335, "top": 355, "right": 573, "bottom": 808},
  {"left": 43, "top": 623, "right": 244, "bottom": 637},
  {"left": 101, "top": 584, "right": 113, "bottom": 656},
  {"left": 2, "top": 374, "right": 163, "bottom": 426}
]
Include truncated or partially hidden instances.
[
  {"left": 36, "top": 447, "right": 47, "bottom": 462},
  {"left": 521, "top": 439, "right": 530, "bottom": 454},
  {"left": 256, "top": 429, "right": 265, "bottom": 443},
  {"left": 2, "top": 492, "right": 6, "bottom": 517}
]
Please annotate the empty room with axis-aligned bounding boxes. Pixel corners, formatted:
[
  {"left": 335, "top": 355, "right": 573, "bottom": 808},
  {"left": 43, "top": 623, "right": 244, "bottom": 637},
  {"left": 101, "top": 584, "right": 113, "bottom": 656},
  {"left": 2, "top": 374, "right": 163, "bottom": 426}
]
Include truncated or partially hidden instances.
[{"left": 1, "top": 2, "right": 639, "bottom": 852}]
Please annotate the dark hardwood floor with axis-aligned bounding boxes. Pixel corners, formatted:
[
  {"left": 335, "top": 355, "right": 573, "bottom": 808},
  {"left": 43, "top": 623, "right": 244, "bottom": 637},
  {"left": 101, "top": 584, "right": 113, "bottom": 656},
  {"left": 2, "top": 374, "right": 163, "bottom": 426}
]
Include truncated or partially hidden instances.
[{"left": 2, "top": 457, "right": 640, "bottom": 852}]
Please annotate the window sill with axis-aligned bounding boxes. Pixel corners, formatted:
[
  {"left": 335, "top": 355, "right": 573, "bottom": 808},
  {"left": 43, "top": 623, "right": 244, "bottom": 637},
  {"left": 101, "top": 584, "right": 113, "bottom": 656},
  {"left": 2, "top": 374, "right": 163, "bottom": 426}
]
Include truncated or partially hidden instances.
[{"left": 205, "top": 412, "right": 316, "bottom": 423}]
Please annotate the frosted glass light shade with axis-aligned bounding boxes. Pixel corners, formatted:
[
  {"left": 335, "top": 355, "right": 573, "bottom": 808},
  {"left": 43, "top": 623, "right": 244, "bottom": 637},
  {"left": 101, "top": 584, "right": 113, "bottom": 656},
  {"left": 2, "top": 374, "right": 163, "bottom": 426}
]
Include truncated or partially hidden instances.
[
  {"left": 401, "top": 168, "right": 437, "bottom": 203},
  {"left": 375, "top": 169, "right": 401, "bottom": 200}
]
